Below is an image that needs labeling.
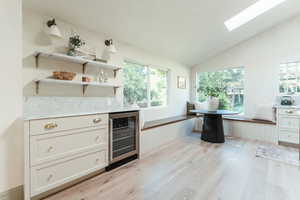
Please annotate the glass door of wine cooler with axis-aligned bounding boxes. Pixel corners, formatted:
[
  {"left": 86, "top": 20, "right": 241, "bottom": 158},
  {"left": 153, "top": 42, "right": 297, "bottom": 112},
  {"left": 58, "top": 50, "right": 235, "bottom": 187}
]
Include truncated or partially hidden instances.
[{"left": 109, "top": 112, "right": 139, "bottom": 164}]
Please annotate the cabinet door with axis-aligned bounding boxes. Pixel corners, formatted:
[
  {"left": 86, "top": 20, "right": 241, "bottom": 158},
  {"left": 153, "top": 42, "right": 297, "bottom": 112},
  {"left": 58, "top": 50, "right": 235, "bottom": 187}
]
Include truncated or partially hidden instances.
[
  {"left": 278, "top": 129, "right": 299, "bottom": 144},
  {"left": 31, "top": 150, "right": 107, "bottom": 196},
  {"left": 278, "top": 116, "right": 299, "bottom": 130}
]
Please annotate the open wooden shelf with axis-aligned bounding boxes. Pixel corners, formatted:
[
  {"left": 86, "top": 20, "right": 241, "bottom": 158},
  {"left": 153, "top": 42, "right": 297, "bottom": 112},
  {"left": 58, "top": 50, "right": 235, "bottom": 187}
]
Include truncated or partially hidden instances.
[
  {"left": 34, "top": 51, "right": 121, "bottom": 76},
  {"left": 35, "top": 78, "right": 121, "bottom": 95}
]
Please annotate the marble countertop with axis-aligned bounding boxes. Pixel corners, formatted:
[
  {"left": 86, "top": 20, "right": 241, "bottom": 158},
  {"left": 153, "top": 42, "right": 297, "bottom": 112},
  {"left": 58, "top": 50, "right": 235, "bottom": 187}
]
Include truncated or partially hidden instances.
[{"left": 23, "top": 106, "right": 140, "bottom": 121}]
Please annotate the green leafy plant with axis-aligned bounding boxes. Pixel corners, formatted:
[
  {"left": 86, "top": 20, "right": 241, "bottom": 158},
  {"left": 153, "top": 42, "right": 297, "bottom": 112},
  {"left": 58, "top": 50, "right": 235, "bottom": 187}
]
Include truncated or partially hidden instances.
[
  {"left": 67, "top": 34, "right": 86, "bottom": 56},
  {"left": 197, "top": 73, "right": 227, "bottom": 98},
  {"left": 201, "top": 85, "right": 224, "bottom": 97},
  {"left": 69, "top": 34, "right": 85, "bottom": 49}
]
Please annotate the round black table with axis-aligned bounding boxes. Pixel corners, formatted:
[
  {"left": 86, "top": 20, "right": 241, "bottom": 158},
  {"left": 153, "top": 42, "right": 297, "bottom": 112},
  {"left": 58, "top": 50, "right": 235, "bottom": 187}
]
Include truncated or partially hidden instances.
[{"left": 190, "top": 110, "right": 239, "bottom": 143}]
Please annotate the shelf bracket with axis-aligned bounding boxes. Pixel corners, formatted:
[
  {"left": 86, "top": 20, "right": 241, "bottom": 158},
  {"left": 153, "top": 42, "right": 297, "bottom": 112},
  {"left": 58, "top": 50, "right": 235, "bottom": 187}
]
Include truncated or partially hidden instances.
[
  {"left": 82, "top": 62, "right": 88, "bottom": 74},
  {"left": 82, "top": 85, "right": 88, "bottom": 95},
  {"left": 35, "top": 53, "right": 41, "bottom": 68},
  {"left": 113, "top": 68, "right": 121, "bottom": 78},
  {"left": 35, "top": 81, "right": 40, "bottom": 95}
]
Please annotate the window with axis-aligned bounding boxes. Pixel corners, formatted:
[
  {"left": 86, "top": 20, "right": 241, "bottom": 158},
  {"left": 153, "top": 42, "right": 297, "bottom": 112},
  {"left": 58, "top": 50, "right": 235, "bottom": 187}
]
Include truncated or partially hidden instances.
[
  {"left": 197, "top": 67, "right": 245, "bottom": 112},
  {"left": 123, "top": 60, "right": 168, "bottom": 108},
  {"left": 279, "top": 62, "right": 300, "bottom": 94}
]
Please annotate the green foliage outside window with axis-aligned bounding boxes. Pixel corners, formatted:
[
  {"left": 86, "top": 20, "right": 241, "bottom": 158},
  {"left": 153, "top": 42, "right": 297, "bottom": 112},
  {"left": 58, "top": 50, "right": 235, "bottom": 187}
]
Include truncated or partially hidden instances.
[
  {"left": 150, "top": 68, "right": 167, "bottom": 107},
  {"left": 123, "top": 61, "right": 148, "bottom": 106},
  {"left": 123, "top": 61, "right": 168, "bottom": 108},
  {"left": 197, "top": 67, "right": 244, "bottom": 112}
]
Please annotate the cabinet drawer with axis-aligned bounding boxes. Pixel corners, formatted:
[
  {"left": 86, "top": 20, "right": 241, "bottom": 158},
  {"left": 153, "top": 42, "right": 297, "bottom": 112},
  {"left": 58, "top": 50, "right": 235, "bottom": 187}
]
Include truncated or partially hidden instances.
[
  {"left": 278, "top": 116, "right": 299, "bottom": 129},
  {"left": 279, "top": 131, "right": 299, "bottom": 144},
  {"left": 29, "top": 114, "right": 108, "bottom": 135},
  {"left": 31, "top": 150, "right": 107, "bottom": 196},
  {"left": 30, "top": 127, "right": 108, "bottom": 166},
  {"left": 278, "top": 109, "right": 300, "bottom": 116}
]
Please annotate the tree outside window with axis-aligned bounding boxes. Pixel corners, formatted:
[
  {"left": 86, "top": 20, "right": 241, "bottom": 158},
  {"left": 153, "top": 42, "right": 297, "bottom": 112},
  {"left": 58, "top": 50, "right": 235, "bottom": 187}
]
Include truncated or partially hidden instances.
[
  {"left": 197, "top": 67, "right": 244, "bottom": 112},
  {"left": 123, "top": 60, "right": 168, "bottom": 108}
]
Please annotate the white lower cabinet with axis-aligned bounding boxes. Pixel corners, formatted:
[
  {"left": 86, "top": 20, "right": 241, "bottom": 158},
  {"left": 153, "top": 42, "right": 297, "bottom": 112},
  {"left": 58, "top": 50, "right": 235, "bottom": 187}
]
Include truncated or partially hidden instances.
[
  {"left": 24, "top": 114, "right": 109, "bottom": 200},
  {"left": 31, "top": 150, "right": 107, "bottom": 196},
  {"left": 278, "top": 116, "right": 299, "bottom": 129},
  {"left": 278, "top": 130, "right": 299, "bottom": 144},
  {"left": 277, "top": 108, "right": 300, "bottom": 144}
]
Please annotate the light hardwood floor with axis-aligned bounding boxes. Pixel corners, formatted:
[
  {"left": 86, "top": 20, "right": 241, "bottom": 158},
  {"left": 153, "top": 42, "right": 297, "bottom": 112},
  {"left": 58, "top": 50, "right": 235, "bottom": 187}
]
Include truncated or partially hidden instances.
[{"left": 45, "top": 135, "right": 300, "bottom": 200}]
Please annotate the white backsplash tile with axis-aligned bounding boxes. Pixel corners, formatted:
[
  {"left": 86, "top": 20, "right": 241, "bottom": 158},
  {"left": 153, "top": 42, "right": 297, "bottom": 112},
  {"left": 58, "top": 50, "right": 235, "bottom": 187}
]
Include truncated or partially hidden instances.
[{"left": 24, "top": 96, "right": 122, "bottom": 117}]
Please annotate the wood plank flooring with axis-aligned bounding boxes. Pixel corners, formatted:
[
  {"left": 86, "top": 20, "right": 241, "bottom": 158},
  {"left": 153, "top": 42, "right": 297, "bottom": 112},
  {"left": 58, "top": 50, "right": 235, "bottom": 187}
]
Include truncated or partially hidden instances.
[{"left": 45, "top": 135, "right": 300, "bottom": 200}]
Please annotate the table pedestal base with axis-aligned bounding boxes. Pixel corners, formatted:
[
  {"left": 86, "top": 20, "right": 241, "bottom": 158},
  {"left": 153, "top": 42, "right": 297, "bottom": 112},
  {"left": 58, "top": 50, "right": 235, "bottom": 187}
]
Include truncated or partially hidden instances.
[{"left": 201, "top": 114, "right": 225, "bottom": 143}]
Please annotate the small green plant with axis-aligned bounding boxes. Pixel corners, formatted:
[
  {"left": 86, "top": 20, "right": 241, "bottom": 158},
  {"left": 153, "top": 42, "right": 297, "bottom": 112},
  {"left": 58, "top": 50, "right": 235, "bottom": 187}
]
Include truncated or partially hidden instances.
[
  {"left": 69, "top": 34, "right": 85, "bottom": 49},
  {"left": 67, "top": 34, "right": 85, "bottom": 56}
]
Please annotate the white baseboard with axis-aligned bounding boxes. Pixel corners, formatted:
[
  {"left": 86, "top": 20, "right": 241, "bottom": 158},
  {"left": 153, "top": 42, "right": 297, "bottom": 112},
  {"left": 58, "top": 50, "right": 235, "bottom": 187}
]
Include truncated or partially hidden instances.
[{"left": 0, "top": 186, "right": 23, "bottom": 200}]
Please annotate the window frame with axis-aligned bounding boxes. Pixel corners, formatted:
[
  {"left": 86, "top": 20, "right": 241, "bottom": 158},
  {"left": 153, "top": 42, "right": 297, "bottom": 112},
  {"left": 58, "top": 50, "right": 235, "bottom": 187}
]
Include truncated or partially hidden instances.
[
  {"left": 279, "top": 61, "right": 300, "bottom": 95},
  {"left": 123, "top": 59, "right": 170, "bottom": 109}
]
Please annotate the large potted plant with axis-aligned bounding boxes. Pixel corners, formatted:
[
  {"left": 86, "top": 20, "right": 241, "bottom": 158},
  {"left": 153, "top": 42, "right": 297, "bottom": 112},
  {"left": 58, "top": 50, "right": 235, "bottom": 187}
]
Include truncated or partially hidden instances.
[{"left": 201, "top": 82, "right": 227, "bottom": 111}]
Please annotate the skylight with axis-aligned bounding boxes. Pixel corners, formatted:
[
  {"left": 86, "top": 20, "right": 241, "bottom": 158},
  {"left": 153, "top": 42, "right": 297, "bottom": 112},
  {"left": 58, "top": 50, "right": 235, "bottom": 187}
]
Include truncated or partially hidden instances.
[{"left": 224, "top": 0, "right": 287, "bottom": 31}]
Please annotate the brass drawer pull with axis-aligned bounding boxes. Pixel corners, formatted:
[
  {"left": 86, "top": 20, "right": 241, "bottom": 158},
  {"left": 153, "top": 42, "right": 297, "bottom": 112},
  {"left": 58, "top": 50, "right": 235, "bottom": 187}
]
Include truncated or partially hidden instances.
[
  {"left": 95, "top": 136, "right": 100, "bottom": 142},
  {"left": 93, "top": 118, "right": 102, "bottom": 124},
  {"left": 47, "top": 146, "right": 54, "bottom": 152},
  {"left": 47, "top": 174, "right": 53, "bottom": 182},
  {"left": 44, "top": 123, "right": 58, "bottom": 130},
  {"left": 285, "top": 110, "right": 294, "bottom": 114}
]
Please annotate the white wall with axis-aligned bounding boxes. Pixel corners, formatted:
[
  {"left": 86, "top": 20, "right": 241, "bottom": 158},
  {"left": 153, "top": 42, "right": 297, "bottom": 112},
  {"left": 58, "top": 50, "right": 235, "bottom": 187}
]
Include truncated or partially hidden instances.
[
  {"left": 0, "top": 0, "right": 23, "bottom": 194},
  {"left": 140, "top": 119, "right": 195, "bottom": 156},
  {"left": 23, "top": 9, "right": 190, "bottom": 122},
  {"left": 191, "top": 15, "right": 300, "bottom": 118}
]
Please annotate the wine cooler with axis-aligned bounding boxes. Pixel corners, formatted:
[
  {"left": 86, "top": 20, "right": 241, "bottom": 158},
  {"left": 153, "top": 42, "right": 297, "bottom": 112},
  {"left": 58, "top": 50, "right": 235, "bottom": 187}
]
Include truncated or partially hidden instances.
[{"left": 109, "top": 111, "right": 139, "bottom": 164}]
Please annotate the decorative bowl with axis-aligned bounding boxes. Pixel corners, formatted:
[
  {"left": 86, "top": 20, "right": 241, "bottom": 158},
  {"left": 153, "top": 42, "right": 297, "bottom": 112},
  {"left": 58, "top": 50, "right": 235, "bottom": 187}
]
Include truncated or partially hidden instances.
[
  {"left": 53, "top": 71, "right": 76, "bottom": 80},
  {"left": 82, "top": 76, "right": 92, "bottom": 82}
]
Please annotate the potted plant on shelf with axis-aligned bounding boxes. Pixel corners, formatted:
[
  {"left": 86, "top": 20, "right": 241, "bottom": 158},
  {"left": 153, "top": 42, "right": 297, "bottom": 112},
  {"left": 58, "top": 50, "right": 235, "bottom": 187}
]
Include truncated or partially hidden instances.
[{"left": 67, "top": 34, "right": 85, "bottom": 56}]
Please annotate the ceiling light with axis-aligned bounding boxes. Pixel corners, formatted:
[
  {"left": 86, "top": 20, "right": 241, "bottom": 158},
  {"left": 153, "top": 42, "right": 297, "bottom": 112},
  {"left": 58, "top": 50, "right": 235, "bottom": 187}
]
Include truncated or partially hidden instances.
[{"left": 225, "top": 0, "right": 287, "bottom": 31}]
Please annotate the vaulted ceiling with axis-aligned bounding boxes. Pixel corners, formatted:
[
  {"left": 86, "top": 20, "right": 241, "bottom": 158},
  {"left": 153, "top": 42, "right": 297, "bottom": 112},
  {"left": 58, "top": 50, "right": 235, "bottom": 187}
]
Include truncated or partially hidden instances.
[{"left": 24, "top": 0, "right": 300, "bottom": 66}]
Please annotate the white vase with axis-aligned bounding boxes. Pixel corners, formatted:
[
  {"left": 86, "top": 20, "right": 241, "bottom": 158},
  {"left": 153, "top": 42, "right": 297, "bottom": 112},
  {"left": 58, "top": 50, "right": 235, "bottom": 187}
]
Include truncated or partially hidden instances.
[{"left": 207, "top": 97, "right": 219, "bottom": 111}]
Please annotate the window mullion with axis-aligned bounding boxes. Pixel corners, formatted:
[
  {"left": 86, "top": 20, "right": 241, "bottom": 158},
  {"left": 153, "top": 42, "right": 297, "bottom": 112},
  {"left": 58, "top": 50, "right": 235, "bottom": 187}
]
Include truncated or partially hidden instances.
[
  {"left": 296, "top": 63, "right": 299, "bottom": 94},
  {"left": 147, "top": 66, "right": 151, "bottom": 107}
]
